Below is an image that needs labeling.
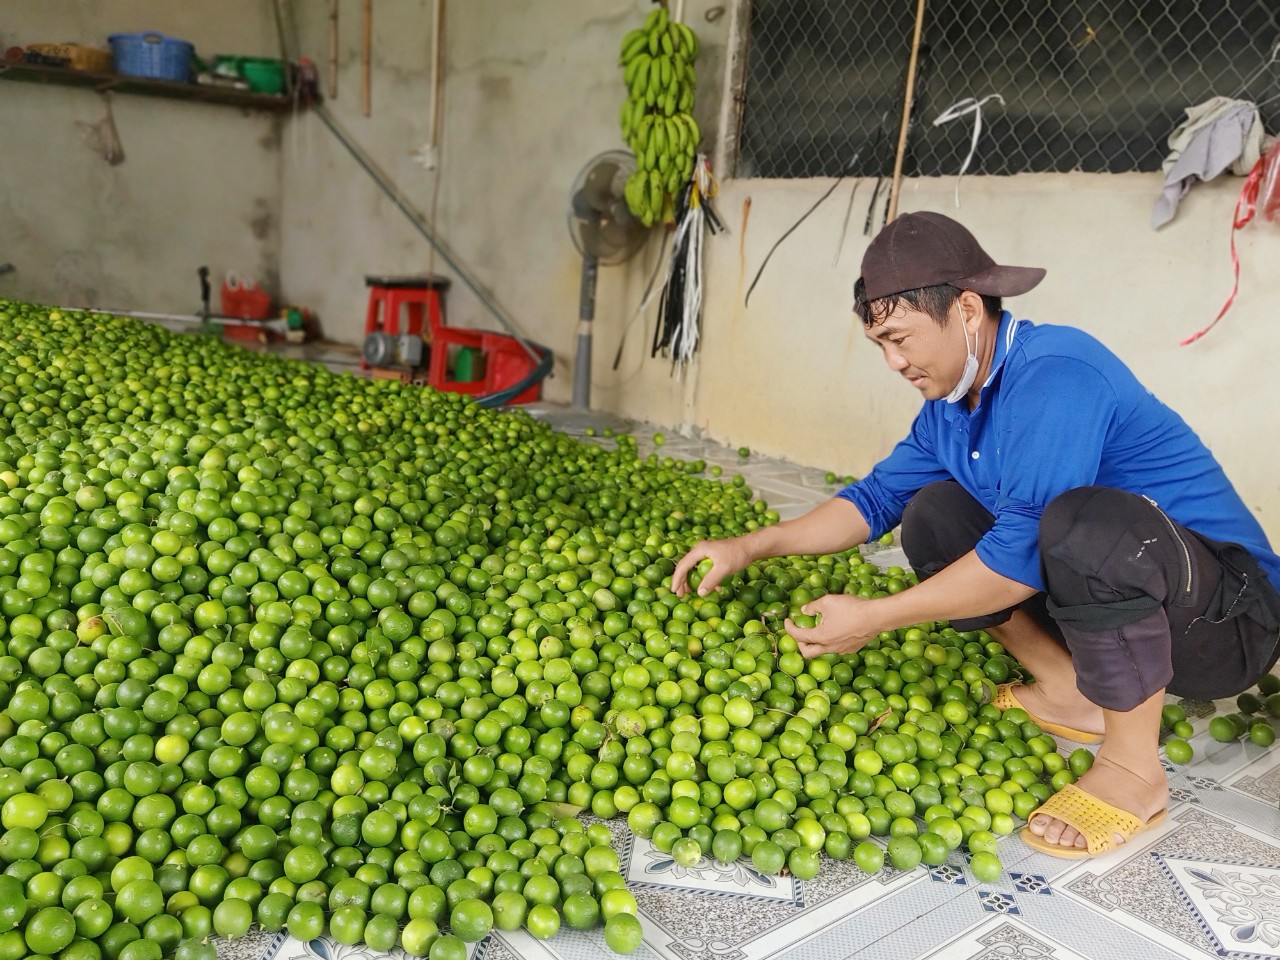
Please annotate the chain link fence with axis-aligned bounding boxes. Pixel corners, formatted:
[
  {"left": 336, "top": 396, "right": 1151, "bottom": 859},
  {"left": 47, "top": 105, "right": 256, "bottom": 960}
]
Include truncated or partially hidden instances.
[{"left": 737, "top": 0, "right": 1280, "bottom": 180}]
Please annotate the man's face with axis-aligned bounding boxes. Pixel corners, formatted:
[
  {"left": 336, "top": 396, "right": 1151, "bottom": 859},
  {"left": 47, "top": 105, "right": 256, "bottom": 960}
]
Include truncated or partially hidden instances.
[{"left": 862, "top": 299, "right": 970, "bottom": 401}]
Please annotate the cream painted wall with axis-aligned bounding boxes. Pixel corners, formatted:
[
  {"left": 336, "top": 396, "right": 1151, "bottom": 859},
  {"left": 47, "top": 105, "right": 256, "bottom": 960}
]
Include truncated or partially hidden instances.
[
  {"left": 279, "top": 0, "right": 731, "bottom": 399},
  {"left": 0, "top": 1, "right": 284, "bottom": 313},
  {"left": 685, "top": 173, "right": 1280, "bottom": 534}
]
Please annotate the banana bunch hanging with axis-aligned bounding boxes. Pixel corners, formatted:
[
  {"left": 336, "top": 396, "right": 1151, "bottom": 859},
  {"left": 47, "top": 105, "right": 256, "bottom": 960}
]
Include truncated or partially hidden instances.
[{"left": 619, "top": 7, "right": 701, "bottom": 227}]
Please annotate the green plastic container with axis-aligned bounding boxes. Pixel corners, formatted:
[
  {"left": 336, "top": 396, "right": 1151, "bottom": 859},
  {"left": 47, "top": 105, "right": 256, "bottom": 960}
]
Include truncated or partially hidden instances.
[
  {"left": 454, "top": 347, "right": 485, "bottom": 383},
  {"left": 240, "top": 58, "right": 286, "bottom": 94}
]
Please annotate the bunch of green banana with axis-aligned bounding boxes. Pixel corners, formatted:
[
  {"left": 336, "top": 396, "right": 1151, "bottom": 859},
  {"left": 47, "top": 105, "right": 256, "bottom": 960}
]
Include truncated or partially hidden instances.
[{"left": 617, "top": 7, "right": 702, "bottom": 227}]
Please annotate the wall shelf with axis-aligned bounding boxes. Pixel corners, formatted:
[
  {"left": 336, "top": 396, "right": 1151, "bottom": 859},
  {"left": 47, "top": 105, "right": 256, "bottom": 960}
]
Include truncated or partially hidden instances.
[{"left": 0, "top": 62, "right": 306, "bottom": 112}]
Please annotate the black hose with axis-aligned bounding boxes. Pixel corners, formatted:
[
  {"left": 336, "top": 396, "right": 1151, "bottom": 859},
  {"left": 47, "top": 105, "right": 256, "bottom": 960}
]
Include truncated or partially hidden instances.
[{"left": 475, "top": 340, "right": 554, "bottom": 408}]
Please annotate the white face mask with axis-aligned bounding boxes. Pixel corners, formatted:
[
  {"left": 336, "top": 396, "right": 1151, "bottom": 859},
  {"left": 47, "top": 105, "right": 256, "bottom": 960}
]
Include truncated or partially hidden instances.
[{"left": 944, "top": 311, "right": 978, "bottom": 404}]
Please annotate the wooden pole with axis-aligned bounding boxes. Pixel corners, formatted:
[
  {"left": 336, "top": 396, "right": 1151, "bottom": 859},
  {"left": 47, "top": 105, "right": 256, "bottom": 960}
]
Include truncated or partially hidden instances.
[
  {"left": 328, "top": 0, "right": 339, "bottom": 100},
  {"left": 886, "top": 0, "right": 927, "bottom": 223},
  {"left": 362, "top": 0, "right": 372, "bottom": 117}
]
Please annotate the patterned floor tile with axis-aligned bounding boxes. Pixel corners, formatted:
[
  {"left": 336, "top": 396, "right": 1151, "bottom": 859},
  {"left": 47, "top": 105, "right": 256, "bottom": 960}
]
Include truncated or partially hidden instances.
[
  {"left": 632, "top": 854, "right": 921, "bottom": 960},
  {"left": 1010, "top": 873, "right": 1054, "bottom": 896},
  {"left": 976, "top": 891, "right": 1021, "bottom": 914},
  {"left": 626, "top": 835, "right": 798, "bottom": 903},
  {"left": 1227, "top": 742, "right": 1280, "bottom": 807},
  {"left": 918, "top": 914, "right": 1093, "bottom": 960},
  {"left": 1048, "top": 806, "right": 1280, "bottom": 959},
  {"left": 928, "top": 864, "right": 968, "bottom": 886},
  {"left": 1156, "top": 855, "right": 1280, "bottom": 959}
]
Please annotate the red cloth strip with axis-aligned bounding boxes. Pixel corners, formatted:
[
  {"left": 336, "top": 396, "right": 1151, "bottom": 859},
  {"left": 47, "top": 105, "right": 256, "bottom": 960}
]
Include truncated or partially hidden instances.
[{"left": 1181, "top": 157, "right": 1266, "bottom": 346}]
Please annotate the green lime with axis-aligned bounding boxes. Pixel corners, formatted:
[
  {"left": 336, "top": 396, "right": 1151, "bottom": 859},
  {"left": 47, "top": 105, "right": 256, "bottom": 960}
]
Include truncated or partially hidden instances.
[
  {"left": 24, "top": 905, "right": 76, "bottom": 954},
  {"left": 525, "top": 903, "right": 560, "bottom": 940},
  {"left": 604, "top": 912, "right": 644, "bottom": 954},
  {"left": 886, "top": 835, "right": 922, "bottom": 871},
  {"left": 969, "top": 851, "right": 1003, "bottom": 882},
  {"left": 562, "top": 892, "right": 601, "bottom": 931},
  {"left": 1164, "top": 738, "right": 1194, "bottom": 764},
  {"left": 449, "top": 898, "right": 493, "bottom": 942},
  {"left": 212, "top": 898, "right": 253, "bottom": 939},
  {"left": 491, "top": 891, "right": 527, "bottom": 932},
  {"left": 787, "top": 846, "right": 821, "bottom": 879},
  {"left": 853, "top": 841, "right": 884, "bottom": 874},
  {"left": 174, "top": 938, "right": 218, "bottom": 960},
  {"left": 0, "top": 876, "right": 24, "bottom": 933},
  {"left": 401, "top": 917, "right": 440, "bottom": 956},
  {"left": 1237, "top": 692, "right": 1263, "bottom": 714},
  {"left": 968, "top": 830, "right": 999, "bottom": 856},
  {"left": 750, "top": 840, "right": 785, "bottom": 876},
  {"left": 1209, "top": 716, "right": 1242, "bottom": 742},
  {"left": 1067, "top": 748, "right": 1095, "bottom": 776},
  {"left": 428, "top": 933, "right": 467, "bottom": 960}
]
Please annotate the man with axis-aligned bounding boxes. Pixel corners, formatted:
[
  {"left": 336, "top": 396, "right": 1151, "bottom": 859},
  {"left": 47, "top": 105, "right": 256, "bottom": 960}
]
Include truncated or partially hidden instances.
[{"left": 672, "top": 211, "right": 1280, "bottom": 858}]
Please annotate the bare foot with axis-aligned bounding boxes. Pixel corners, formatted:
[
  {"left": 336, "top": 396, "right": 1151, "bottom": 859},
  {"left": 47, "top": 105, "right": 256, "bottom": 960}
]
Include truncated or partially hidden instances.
[
  {"left": 1026, "top": 755, "right": 1168, "bottom": 852},
  {"left": 1014, "top": 682, "right": 1104, "bottom": 739}
]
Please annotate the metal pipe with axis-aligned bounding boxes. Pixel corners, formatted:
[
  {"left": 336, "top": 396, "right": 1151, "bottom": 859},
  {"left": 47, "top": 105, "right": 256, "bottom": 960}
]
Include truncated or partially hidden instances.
[
  {"left": 312, "top": 104, "right": 539, "bottom": 362},
  {"left": 85, "top": 308, "right": 287, "bottom": 329},
  {"left": 328, "top": 0, "right": 339, "bottom": 100},
  {"left": 362, "top": 0, "right": 372, "bottom": 116}
]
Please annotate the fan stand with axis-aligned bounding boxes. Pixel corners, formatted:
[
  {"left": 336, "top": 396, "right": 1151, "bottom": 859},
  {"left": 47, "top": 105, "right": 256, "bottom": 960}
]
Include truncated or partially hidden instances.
[
  {"left": 572, "top": 254, "right": 598, "bottom": 409},
  {"left": 564, "top": 148, "right": 648, "bottom": 414}
]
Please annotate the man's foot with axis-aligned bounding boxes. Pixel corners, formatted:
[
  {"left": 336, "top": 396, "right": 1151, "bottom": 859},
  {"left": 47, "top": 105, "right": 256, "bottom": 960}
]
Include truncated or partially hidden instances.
[
  {"left": 1025, "top": 755, "right": 1169, "bottom": 854},
  {"left": 1012, "top": 682, "right": 1104, "bottom": 741}
]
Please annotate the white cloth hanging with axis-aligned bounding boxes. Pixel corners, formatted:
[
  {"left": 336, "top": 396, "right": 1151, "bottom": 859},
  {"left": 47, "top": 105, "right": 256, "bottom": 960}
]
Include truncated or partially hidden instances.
[{"left": 1152, "top": 97, "right": 1265, "bottom": 229}]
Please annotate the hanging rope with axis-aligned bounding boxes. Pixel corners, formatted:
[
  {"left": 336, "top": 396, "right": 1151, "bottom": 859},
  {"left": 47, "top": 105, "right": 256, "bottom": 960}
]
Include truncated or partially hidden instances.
[
  {"left": 651, "top": 154, "right": 723, "bottom": 372},
  {"left": 932, "top": 94, "right": 1004, "bottom": 207}
]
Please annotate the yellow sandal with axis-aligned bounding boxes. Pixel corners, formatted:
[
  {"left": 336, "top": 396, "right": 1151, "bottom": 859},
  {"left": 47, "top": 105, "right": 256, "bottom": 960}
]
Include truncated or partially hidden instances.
[
  {"left": 993, "top": 683, "right": 1103, "bottom": 745},
  {"left": 1021, "top": 783, "right": 1167, "bottom": 859}
]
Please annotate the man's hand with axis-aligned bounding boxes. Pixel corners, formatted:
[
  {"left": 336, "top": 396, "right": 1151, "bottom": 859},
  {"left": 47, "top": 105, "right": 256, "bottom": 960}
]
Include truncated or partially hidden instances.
[
  {"left": 785, "top": 594, "right": 883, "bottom": 658},
  {"left": 671, "top": 538, "right": 754, "bottom": 597}
]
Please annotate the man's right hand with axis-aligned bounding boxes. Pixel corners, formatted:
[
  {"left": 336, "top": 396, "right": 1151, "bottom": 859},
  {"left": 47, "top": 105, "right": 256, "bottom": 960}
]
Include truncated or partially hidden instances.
[{"left": 671, "top": 538, "right": 754, "bottom": 597}]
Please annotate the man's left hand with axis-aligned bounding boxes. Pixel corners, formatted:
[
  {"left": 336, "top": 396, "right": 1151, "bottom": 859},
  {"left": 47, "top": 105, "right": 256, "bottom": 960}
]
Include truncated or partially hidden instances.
[{"left": 785, "top": 594, "right": 883, "bottom": 658}]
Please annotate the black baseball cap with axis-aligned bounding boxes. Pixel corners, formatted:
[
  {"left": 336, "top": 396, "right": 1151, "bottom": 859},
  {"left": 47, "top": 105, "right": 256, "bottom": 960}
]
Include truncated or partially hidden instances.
[{"left": 860, "top": 212, "right": 1046, "bottom": 302}]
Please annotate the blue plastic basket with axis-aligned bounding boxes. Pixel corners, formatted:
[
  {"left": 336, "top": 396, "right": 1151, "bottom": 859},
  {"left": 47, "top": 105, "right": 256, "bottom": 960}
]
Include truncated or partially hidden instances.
[{"left": 108, "top": 32, "right": 194, "bottom": 83}]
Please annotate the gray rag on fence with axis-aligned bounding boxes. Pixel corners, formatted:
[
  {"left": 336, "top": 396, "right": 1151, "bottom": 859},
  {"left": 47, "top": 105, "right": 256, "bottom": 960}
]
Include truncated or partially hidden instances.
[{"left": 1152, "top": 96, "right": 1265, "bottom": 230}]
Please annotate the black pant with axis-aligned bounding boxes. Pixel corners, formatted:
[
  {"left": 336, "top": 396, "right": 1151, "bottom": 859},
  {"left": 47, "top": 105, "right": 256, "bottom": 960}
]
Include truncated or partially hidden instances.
[{"left": 900, "top": 481, "right": 1280, "bottom": 711}]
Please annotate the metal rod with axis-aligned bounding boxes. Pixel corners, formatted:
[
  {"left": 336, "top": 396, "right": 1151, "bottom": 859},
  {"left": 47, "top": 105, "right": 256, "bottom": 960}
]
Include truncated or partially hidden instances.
[
  {"left": 887, "top": 0, "right": 927, "bottom": 223},
  {"left": 362, "top": 0, "right": 372, "bottom": 117},
  {"left": 86, "top": 308, "right": 286, "bottom": 329},
  {"left": 313, "top": 105, "right": 538, "bottom": 361},
  {"left": 328, "top": 0, "right": 339, "bottom": 100},
  {"left": 428, "top": 0, "right": 444, "bottom": 150},
  {"left": 572, "top": 255, "right": 598, "bottom": 409}
]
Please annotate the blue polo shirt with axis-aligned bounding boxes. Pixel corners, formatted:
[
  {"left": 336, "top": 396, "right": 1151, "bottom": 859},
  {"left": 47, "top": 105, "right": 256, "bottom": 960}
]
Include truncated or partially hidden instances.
[{"left": 837, "top": 312, "right": 1280, "bottom": 592}]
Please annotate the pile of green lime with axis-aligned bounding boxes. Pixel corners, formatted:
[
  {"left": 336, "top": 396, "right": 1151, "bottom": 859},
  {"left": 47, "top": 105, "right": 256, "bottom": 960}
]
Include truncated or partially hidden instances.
[
  {"left": 0, "top": 301, "right": 1101, "bottom": 958},
  {"left": 1160, "top": 676, "right": 1280, "bottom": 766}
]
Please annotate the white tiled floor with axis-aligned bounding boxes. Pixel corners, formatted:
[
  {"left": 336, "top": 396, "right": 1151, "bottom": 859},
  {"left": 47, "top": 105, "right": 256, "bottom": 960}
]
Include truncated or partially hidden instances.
[{"left": 216, "top": 400, "right": 1280, "bottom": 960}]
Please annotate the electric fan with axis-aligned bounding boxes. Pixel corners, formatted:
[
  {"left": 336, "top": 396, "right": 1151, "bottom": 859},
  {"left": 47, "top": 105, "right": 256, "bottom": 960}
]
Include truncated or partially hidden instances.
[{"left": 567, "top": 150, "right": 649, "bottom": 408}]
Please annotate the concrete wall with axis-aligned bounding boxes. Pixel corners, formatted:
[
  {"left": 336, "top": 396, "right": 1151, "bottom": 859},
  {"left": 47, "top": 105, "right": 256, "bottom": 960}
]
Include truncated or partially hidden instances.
[
  {"left": 280, "top": 0, "right": 706, "bottom": 392},
  {"left": 3, "top": 2, "right": 1278, "bottom": 531},
  {"left": 695, "top": 172, "right": 1280, "bottom": 525},
  {"left": 0, "top": 1, "right": 285, "bottom": 314}
]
